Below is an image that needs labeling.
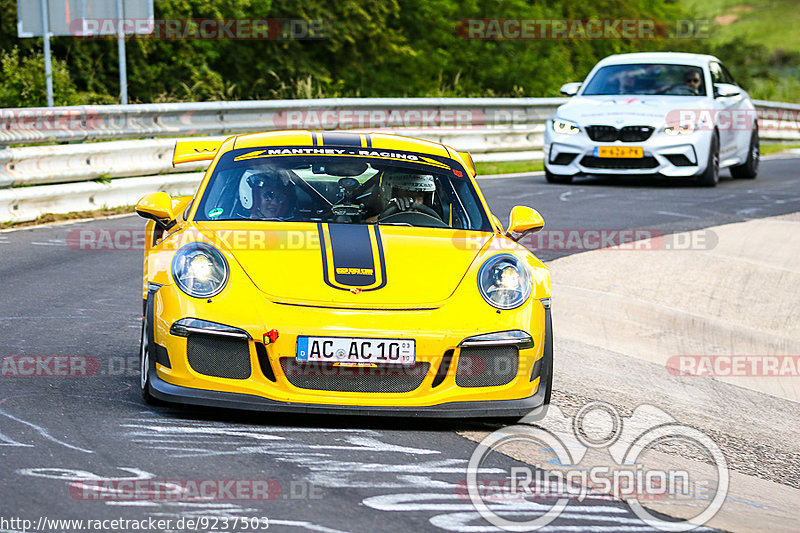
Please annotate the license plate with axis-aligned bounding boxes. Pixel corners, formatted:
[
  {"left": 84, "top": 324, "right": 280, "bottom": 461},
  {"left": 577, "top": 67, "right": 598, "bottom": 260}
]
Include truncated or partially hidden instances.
[
  {"left": 594, "top": 146, "right": 643, "bottom": 158},
  {"left": 296, "top": 336, "right": 415, "bottom": 365}
]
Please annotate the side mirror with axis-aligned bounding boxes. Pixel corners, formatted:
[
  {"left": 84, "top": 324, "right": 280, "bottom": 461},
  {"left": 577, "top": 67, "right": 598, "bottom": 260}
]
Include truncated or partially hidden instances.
[
  {"left": 714, "top": 83, "right": 740, "bottom": 98},
  {"left": 136, "top": 192, "right": 176, "bottom": 229},
  {"left": 560, "top": 82, "right": 582, "bottom": 96},
  {"left": 506, "top": 206, "right": 544, "bottom": 241}
]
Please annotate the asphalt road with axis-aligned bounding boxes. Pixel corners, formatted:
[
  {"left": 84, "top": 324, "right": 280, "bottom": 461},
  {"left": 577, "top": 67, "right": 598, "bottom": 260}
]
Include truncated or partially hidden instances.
[{"left": 1, "top": 159, "right": 797, "bottom": 533}]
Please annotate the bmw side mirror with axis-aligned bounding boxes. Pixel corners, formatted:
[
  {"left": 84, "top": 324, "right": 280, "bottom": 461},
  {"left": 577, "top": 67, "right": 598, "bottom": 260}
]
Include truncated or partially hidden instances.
[
  {"left": 559, "top": 82, "right": 582, "bottom": 96},
  {"left": 136, "top": 192, "right": 177, "bottom": 229},
  {"left": 506, "top": 206, "right": 544, "bottom": 241},
  {"left": 714, "top": 83, "right": 740, "bottom": 98}
]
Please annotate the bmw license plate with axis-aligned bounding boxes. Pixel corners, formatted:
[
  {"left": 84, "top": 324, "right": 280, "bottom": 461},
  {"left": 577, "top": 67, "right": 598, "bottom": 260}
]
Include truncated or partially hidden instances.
[
  {"left": 594, "top": 146, "right": 643, "bottom": 158},
  {"left": 296, "top": 336, "right": 416, "bottom": 365}
]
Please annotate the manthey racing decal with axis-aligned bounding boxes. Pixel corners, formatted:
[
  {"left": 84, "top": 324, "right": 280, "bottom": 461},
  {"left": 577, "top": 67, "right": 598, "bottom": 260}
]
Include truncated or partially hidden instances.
[
  {"left": 317, "top": 223, "right": 387, "bottom": 292},
  {"left": 232, "top": 145, "right": 452, "bottom": 170}
]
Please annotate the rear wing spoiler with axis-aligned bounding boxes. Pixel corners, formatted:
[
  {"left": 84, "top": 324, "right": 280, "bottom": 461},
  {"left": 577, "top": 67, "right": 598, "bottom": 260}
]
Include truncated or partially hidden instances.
[{"left": 172, "top": 139, "right": 225, "bottom": 166}]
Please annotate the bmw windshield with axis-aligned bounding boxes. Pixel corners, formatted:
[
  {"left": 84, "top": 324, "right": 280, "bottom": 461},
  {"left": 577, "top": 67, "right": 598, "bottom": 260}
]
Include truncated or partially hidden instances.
[
  {"left": 582, "top": 64, "right": 707, "bottom": 97},
  {"left": 193, "top": 147, "right": 492, "bottom": 231}
]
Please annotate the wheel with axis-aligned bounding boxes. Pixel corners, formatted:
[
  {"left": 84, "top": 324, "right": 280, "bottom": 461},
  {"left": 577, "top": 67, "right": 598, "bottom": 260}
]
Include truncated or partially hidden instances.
[
  {"left": 545, "top": 168, "right": 573, "bottom": 184},
  {"left": 695, "top": 132, "right": 719, "bottom": 187},
  {"left": 730, "top": 127, "right": 759, "bottom": 179},
  {"left": 139, "top": 316, "right": 160, "bottom": 405}
]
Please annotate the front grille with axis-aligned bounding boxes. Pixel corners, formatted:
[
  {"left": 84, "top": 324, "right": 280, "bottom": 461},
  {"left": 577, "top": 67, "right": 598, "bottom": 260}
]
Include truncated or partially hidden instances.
[
  {"left": 279, "top": 358, "right": 430, "bottom": 393},
  {"left": 619, "top": 126, "right": 654, "bottom": 142},
  {"left": 551, "top": 152, "right": 578, "bottom": 165},
  {"left": 580, "top": 156, "right": 659, "bottom": 169},
  {"left": 455, "top": 346, "right": 519, "bottom": 388},
  {"left": 586, "top": 125, "right": 618, "bottom": 142},
  {"left": 586, "top": 125, "right": 654, "bottom": 142},
  {"left": 187, "top": 335, "right": 251, "bottom": 379}
]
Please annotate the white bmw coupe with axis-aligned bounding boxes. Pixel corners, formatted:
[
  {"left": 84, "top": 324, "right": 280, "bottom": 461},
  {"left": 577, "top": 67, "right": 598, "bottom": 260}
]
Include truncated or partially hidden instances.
[{"left": 544, "top": 52, "right": 759, "bottom": 186}]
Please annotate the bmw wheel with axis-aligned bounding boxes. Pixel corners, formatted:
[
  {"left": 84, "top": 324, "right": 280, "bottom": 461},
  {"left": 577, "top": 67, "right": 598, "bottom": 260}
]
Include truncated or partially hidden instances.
[
  {"left": 696, "top": 132, "right": 720, "bottom": 187},
  {"left": 730, "top": 127, "right": 759, "bottom": 179}
]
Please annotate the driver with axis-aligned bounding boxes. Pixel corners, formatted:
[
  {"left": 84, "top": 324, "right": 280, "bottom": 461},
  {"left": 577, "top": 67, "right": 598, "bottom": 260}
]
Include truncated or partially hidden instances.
[
  {"left": 383, "top": 173, "right": 435, "bottom": 211},
  {"left": 366, "top": 173, "right": 437, "bottom": 223},
  {"left": 684, "top": 70, "right": 702, "bottom": 93},
  {"left": 239, "top": 170, "right": 296, "bottom": 219}
]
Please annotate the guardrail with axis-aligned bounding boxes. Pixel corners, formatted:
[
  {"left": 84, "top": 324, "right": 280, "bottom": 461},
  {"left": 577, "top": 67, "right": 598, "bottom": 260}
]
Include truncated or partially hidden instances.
[
  {"left": 0, "top": 98, "right": 565, "bottom": 146},
  {"left": 1, "top": 97, "right": 798, "bottom": 223}
]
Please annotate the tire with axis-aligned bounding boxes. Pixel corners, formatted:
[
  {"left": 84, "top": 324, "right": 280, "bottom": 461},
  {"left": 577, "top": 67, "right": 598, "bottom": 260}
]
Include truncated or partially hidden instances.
[
  {"left": 730, "top": 128, "right": 759, "bottom": 179},
  {"left": 545, "top": 168, "right": 573, "bottom": 184},
  {"left": 139, "top": 316, "right": 160, "bottom": 405},
  {"left": 695, "top": 132, "right": 720, "bottom": 187}
]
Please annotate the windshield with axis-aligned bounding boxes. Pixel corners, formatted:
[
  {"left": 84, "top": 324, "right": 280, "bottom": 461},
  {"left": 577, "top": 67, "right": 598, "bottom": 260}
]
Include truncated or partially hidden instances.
[
  {"left": 193, "top": 147, "right": 492, "bottom": 231},
  {"left": 582, "top": 63, "right": 706, "bottom": 97}
]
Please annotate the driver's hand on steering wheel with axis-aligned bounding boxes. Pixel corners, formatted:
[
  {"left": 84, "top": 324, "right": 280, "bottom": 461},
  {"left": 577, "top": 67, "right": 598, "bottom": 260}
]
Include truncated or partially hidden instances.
[{"left": 391, "top": 196, "right": 416, "bottom": 211}]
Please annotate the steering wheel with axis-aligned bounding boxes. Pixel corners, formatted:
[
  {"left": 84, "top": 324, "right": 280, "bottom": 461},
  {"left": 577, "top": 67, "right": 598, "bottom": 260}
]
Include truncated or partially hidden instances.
[
  {"left": 661, "top": 84, "right": 698, "bottom": 96},
  {"left": 378, "top": 201, "right": 443, "bottom": 222},
  {"left": 378, "top": 210, "right": 450, "bottom": 228}
]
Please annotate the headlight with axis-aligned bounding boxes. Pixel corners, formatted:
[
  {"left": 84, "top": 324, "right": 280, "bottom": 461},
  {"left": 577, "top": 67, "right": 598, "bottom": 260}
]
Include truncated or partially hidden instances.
[
  {"left": 172, "top": 242, "right": 229, "bottom": 298},
  {"left": 477, "top": 254, "right": 532, "bottom": 310},
  {"left": 664, "top": 123, "right": 695, "bottom": 136},
  {"left": 552, "top": 118, "right": 580, "bottom": 135}
]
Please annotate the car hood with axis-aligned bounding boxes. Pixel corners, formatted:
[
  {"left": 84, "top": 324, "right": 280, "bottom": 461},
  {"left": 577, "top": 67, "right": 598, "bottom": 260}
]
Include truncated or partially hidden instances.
[
  {"left": 195, "top": 222, "right": 492, "bottom": 308},
  {"left": 556, "top": 95, "right": 713, "bottom": 128}
]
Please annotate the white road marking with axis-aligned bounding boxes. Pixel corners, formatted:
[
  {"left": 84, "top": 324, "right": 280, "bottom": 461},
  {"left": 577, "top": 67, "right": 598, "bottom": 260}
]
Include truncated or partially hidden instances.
[
  {"left": 559, "top": 191, "right": 573, "bottom": 202},
  {"left": 270, "top": 520, "right": 352, "bottom": 533},
  {"left": 656, "top": 211, "right": 699, "bottom": 219},
  {"left": 430, "top": 511, "right": 669, "bottom": 532},
  {"left": 17, "top": 466, "right": 152, "bottom": 481},
  {"left": 30, "top": 239, "right": 67, "bottom": 246},
  {"left": 121, "top": 419, "right": 655, "bottom": 531},
  {"left": 0, "top": 431, "right": 33, "bottom": 447},
  {"left": 0, "top": 408, "right": 94, "bottom": 453}
]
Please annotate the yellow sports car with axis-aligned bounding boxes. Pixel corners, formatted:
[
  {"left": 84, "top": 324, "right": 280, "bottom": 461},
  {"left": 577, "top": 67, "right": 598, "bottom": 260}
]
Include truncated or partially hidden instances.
[{"left": 135, "top": 130, "right": 552, "bottom": 417}]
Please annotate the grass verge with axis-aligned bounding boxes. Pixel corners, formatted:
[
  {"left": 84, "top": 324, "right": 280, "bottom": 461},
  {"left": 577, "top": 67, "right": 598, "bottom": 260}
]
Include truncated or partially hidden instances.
[
  {"left": 475, "top": 160, "right": 544, "bottom": 176},
  {"left": 761, "top": 143, "right": 800, "bottom": 156},
  {"left": 1, "top": 205, "right": 135, "bottom": 230}
]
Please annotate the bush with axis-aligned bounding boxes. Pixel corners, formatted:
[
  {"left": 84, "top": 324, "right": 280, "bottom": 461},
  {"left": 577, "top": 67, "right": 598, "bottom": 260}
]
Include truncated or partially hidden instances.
[{"left": 0, "top": 47, "right": 79, "bottom": 107}]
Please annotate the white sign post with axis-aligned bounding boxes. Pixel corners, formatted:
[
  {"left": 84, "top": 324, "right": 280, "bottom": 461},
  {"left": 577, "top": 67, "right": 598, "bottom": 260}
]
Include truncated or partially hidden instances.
[{"left": 17, "top": 0, "right": 154, "bottom": 106}]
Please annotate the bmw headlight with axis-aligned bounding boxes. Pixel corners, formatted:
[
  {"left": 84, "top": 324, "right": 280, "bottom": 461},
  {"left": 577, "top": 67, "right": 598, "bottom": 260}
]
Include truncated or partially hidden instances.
[
  {"left": 664, "top": 123, "right": 695, "bottom": 136},
  {"left": 172, "top": 242, "right": 229, "bottom": 298},
  {"left": 552, "top": 118, "right": 580, "bottom": 135},
  {"left": 477, "top": 254, "right": 532, "bottom": 310}
]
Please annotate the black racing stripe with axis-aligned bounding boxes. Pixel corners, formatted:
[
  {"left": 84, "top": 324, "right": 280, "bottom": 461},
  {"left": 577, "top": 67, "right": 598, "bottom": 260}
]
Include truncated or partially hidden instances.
[
  {"left": 317, "top": 223, "right": 336, "bottom": 290},
  {"left": 321, "top": 132, "right": 362, "bottom": 147},
  {"left": 370, "top": 225, "right": 387, "bottom": 290},
  {"left": 329, "top": 224, "right": 376, "bottom": 287},
  {"left": 365, "top": 133, "right": 372, "bottom": 148},
  {"left": 311, "top": 132, "right": 319, "bottom": 146}
]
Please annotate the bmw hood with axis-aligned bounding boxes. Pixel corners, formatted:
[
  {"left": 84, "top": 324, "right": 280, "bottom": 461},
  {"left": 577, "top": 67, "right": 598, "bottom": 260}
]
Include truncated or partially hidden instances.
[
  {"left": 555, "top": 95, "right": 713, "bottom": 128},
  {"left": 195, "top": 222, "right": 492, "bottom": 307}
]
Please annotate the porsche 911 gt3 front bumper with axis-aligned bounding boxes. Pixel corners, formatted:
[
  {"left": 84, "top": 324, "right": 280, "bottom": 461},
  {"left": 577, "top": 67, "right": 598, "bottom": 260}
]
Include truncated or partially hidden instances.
[{"left": 144, "top": 283, "right": 552, "bottom": 417}]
